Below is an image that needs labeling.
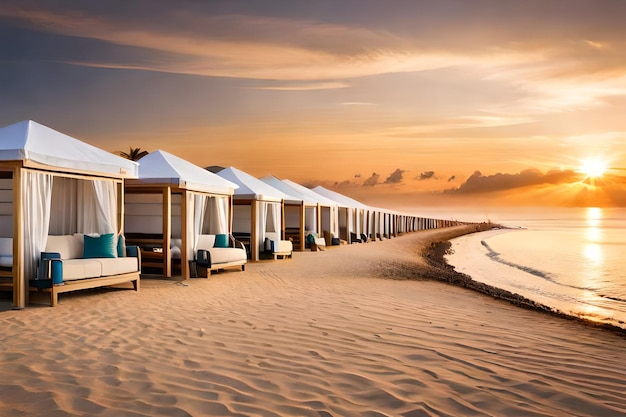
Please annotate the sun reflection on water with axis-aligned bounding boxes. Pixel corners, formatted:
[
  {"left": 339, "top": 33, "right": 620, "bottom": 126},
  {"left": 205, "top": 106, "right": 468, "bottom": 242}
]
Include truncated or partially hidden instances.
[
  {"left": 582, "top": 207, "right": 604, "bottom": 287},
  {"left": 586, "top": 207, "right": 602, "bottom": 228},
  {"left": 585, "top": 207, "right": 603, "bottom": 244},
  {"left": 583, "top": 243, "right": 603, "bottom": 263}
]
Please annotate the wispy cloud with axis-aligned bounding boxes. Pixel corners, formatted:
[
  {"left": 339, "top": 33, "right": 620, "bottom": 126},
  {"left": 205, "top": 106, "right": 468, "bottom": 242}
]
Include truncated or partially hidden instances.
[
  {"left": 250, "top": 82, "right": 349, "bottom": 91},
  {"left": 340, "top": 102, "right": 377, "bottom": 106},
  {"left": 3, "top": 0, "right": 626, "bottom": 198},
  {"left": 0, "top": 3, "right": 582, "bottom": 85}
]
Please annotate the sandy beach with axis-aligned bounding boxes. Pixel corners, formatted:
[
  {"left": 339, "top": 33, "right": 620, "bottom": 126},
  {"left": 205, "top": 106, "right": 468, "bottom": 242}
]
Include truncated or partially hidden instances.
[{"left": 1, "top": 225, "right": 626, "bottom": 416}]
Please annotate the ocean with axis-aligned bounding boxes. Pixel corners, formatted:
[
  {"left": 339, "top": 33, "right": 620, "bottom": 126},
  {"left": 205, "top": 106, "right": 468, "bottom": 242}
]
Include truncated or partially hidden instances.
[{"left": 443, "top": 207, "right": 626, "bottom": 330}]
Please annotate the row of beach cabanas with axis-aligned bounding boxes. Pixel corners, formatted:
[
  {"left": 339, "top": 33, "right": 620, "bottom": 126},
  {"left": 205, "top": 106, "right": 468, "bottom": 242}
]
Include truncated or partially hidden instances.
[{"left": 0, "top": 120, "right": 465, "bottom": 308}]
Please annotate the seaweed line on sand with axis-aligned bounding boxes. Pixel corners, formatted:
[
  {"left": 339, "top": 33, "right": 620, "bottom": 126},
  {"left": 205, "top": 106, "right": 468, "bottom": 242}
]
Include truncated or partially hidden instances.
[{"left": 419, "top": 225, "right": 626, "bottom": 338}]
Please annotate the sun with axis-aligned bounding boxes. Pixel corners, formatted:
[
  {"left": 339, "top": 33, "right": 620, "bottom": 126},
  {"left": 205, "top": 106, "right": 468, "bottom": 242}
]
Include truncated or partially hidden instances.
[{"left": 579, "top": 157, "right": 608, "bottom": 179}]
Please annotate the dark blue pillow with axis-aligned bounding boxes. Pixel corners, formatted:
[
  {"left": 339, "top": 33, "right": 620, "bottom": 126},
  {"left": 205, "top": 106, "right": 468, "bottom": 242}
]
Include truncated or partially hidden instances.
[
  {"left": 84, "top": 233, "right": 117, "bottom": 258},
  {"left": 214, "top": 234, "right": 229, "bottom": 248}
]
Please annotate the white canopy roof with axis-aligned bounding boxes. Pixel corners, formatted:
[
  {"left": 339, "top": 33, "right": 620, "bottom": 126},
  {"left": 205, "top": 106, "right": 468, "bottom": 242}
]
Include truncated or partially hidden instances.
[
  {"left": 0, "top": 120, "right": 138, "bottom": 178},
  {"left": 312, "top": 186, "right": 370, "bottom": 210},
  {"left": 216, "top": 167, "right": 284, "bottom": 202},
  {"left": 281, "top": 179, "right": 338, "bottom": 207},
  {"left": 130, "top": 150, "right": 238, "bottom": 195},
  {"left": 258, "top": 175, "right": 307, "bottom": 205}
]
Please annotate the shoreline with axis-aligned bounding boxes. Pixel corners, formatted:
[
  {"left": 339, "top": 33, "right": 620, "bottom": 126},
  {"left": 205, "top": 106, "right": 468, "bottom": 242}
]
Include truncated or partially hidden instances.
[{"left": 417, "top": 224, "right": 626, "bottom": 337}]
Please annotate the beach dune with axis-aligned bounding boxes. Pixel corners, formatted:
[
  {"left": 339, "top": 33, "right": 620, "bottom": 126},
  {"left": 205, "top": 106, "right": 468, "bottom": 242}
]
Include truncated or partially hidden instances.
[{"left": 1, "top": 225, "right": 625, "bottom": 416}]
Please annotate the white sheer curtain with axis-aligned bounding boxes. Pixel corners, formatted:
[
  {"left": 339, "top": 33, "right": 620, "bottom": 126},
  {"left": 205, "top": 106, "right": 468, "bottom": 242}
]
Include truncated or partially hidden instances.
[
  {"left": 348, "top": 209, "right": 354, "bottom": 235},
  {"left": 76, "top": 180, "right": 95, "bottom": 233},
  {"left": 255, "top": 202, "right": 267, "bottom": 255},
  {"left": 262, "top": 202, "right": 281, "bottom": 252},
  {"left": 184, "top": 191, "right": 195, "bottom": 260},
  {"left": 48, "top": 177, "right": 78, "bottom": 235},
  {"left": 48, "top": 177, "right": 118, "bottom": 235},
  {"left": 266, "top": 203, "right": 280, "bottom": 234},
  {"left": 204, "top": 196, "right": 228, "bottom": 235},
  {"left": 22, "top": 171, "right": 53, "bottom": 281},
  {"left": 193, "top": 193, "right": 207, "bottom": 251},
  {"left": 92, "top": 179, "right": 118, "bottom": 234},
  {"left": 218, "top": 196, "right": 229, "bottom": 234},
  {"left": 261, "top": 200, "right": 268, "bottom": 234},
  {"left": 332, "top": 206, "right": 339, "bottom": 236}
]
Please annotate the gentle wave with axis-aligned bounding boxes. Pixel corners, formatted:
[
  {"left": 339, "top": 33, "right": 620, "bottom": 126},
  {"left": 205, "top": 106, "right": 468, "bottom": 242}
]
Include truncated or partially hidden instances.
[
  {"left": 446, "top": 213, "right": 626, "bottom": 329},
  {"left": 598, "top": 294, "right": 626, "bottom": 303},
  {"left": 479, "top": 240, "right": 593, "bottom": 292},
  {"left": 480, "top": 240, "right": 551, "bottom": 279}
]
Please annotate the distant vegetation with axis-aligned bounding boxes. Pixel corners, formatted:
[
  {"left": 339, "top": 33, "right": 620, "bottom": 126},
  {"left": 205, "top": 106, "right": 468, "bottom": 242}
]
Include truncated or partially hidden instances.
[{"left": 119, "top": 147, "right": 149, "bottom": 161}]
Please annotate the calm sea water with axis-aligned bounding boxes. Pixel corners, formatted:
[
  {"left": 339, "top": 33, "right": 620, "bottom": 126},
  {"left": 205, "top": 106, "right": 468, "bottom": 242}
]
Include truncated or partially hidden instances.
[{"left": 443, "top": 207, "right": 626, "bottom": 330}]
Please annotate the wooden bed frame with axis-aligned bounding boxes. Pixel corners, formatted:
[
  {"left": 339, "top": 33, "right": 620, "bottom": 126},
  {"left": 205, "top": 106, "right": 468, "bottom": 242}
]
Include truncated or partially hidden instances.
[
  {"left": 32, "top": 272, "right": 140, "bottom": 307},
  {"left": 29, "top": 247, "right": 141, "bottom": 307}
]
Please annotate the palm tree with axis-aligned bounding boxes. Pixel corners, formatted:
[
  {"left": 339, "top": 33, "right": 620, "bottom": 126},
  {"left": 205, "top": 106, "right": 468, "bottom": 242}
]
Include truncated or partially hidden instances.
[{"left": 119, "top": 147, "right": 149, "bottom": 161}]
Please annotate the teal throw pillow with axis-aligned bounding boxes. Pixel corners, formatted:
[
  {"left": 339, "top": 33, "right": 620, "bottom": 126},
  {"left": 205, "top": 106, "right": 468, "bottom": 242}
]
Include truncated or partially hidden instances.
[
  {"left": 214, "top": 234, "right": 229, "bottom": 248},
  {"left": 117, "top": 234, "right": 126, "bottom": 257},
  {"left": 84, "top": 233, "right": 117, "bottom": 259}
]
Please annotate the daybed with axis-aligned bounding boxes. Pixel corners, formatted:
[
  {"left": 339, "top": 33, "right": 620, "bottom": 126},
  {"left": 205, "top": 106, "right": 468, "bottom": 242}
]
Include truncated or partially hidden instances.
[
  {"left": 270, "top": 239, "right": 293, "bottom": 260},
  {"left": 30, "top": 234, "right": 141, "bottom": 307},
  {"left": 262, "top": 236, "right": 292, "bottom": 260},
  {"left": 306, "top": 233, "right": 327, "bottom": 251},
  {"left": 349, "top": 232, "right": 370, "bottom": 244},
  {"left": 195, "top": 234, "right": 247, "bottom": 276}
]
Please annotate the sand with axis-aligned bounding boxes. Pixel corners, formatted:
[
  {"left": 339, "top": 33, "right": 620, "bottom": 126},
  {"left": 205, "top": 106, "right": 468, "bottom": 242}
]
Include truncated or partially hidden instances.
[{"left": 1, "top": 225, "right": 625, "bottom": 416}]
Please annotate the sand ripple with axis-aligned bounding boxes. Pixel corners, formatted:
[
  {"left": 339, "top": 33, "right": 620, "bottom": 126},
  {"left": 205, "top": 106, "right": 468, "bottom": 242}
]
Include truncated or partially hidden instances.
[{"left": 1, "top": 226, "right": 625, "bottom": 416}]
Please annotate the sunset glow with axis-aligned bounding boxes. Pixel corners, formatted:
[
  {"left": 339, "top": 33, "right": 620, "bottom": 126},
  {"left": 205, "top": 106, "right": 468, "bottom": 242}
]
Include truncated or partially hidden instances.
[
  {"left": 2, "top": 1, "right": 626, "bottom": 208},
  {"left": 579, "top": 158, "right": 608, "bottom": 179}
]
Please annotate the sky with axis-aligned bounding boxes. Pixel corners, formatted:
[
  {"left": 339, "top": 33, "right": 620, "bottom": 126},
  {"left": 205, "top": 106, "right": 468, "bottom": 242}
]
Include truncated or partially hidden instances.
[{"left": 2, "top": 0, "right": 626, "bottom": 211}]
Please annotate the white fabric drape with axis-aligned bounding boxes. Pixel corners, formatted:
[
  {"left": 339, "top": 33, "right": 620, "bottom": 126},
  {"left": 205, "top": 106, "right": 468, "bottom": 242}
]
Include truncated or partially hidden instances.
[
  {"left": 261, "top": 201, "right": 268, "bottom": 235},
  {"left": 77, "top": 180, "right": 95, "bottom": 233},
  {"left": 48, "top": 177, "right": 78, "bottom": 235},
  {"left": 184, "top": 192, "right": 195, "bottom": 260},
  {"left": 265, "top": 203, "right": 279, "bottom": 234},
  {"left": 255, "top": 201, "right": 278, "bottom": 255},
  {"left": 332, "top": 206, "right": 339, "bottom": 236},
  {"left": 257, "top": 201, "right": 280, "bottom": 248},
  {"left": 347, "top": 209, "right": 354, "bottom": 235},
  {"left": 22, "top": 171, "right": 53, "bottom": 281},
  {"left": 48, "top": 178, "right": 117, "bottom": 235},
  {"left": 256, "top": 202, "right": 267, "bottom": 255},
  {"left": 204, "top": 196, "right": 228, "bottom": 235},
  {"left": 193, "top": 193, "right": 207, "bottom": 251},
  {"left": 92, "top": 179, "right": 117, "bottom": 234}
]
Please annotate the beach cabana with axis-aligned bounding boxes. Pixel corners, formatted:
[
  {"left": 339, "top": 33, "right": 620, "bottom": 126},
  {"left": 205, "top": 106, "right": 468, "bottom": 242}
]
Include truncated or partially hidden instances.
[
  {"left": 311, "top": 186, "right": 373, "bottom": 244},
  {"left": 124, "top": 150, "right": 238, "bottom": 278},
  {"left": 0, "top": 120, "right": 139, "bottom": 308},
  {"left": 280, "top": 179, "right": 339, "bottom": 245},
  {"left": 215, "top": 167, "right": 287, "bottom": 261},
  {"left": 370, "top": 207, "right": 390, "bottom": 240},
  {"left": 259, "top": 175, "right": 315, "bottom": 251}
]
